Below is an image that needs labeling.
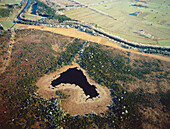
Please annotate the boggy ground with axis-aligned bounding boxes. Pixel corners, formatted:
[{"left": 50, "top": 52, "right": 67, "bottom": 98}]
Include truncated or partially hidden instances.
[
  {"left": 0, "top": 28, "right": 169, "bottom": 128},
  {"left": 36, "top": 63, "right": 112, "bottom": 115}
]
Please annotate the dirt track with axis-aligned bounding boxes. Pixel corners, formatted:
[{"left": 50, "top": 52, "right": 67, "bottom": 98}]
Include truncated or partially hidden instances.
[
  {"left": 14, "top": 24, "right": 170, "bottom": 62},
  {"left": 0, "top": 30, "right": 16, "bottom": 74},
  {"left": 36, "top": 63, "right": 112, "bottom": 115}
]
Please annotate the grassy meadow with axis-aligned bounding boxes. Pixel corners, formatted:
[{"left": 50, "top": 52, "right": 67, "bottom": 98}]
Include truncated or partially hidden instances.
[
  {"left": 0, "top": 0, "right": 22, "bottom": 29},
  {"left": 64, "top": 0, "right": 170, "bottom": 46},
  {"left": 0, "top": 7, "right": 18, "bottom": 29},
  {"left": 0, "top": 21, "right": 14, "bottom": 28}
]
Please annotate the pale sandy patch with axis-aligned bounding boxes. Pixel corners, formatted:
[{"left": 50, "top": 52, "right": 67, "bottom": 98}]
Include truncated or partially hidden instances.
[{"left": 36, "top": 63, "right": 112, "bottom": 115}]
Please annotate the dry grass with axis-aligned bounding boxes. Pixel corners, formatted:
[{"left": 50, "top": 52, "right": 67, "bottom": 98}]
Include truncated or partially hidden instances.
[
  {"left": 140, "top": 107, "right": 169, "bottom": 128},
  {"left": 14, "top": 24, "right": 170, "bottom": 62}
]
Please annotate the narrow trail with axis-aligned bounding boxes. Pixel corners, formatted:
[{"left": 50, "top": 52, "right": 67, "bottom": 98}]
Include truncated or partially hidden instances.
[
  {"left": 76, "top": 41, "right": 89, "bottom": 63},
  {"left": 0, "top": 30, "right": 16, "bottom": 74}
]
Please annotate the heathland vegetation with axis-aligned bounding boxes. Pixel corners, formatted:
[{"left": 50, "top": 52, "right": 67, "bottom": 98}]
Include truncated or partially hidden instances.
[
  {"left": 0, "top": 29, "right": 84, "bottom": 128},
  {"left": 0, "top": 0, "right": 169, "bottom": 128},
  {"left": 0, "top": 29, "right": 169, "bottom": 128}
]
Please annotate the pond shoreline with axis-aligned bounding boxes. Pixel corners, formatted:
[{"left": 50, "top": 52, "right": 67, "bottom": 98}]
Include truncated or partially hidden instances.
[
  {"left": 51, "top": 67, "right": 99, "bottom": 100},
  {"left": 36, "top": 63, "right": 112, "bottom": 116}
]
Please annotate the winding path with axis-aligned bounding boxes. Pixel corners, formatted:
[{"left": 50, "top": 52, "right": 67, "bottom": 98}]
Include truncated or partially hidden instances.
[{"left": 0, "top": 30, "right": 16, "bottom": 74}]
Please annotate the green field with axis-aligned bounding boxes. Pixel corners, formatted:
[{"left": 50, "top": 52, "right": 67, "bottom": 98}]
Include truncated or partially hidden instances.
[
  {"left": 75, "top": 0, "right": 103, "bottom": 5},
  {"left": 0, "top": 0, "right": 22, "bottom": 29},
  {"left": 65, "top": 0, "right": 170, "bottom": 46},
  {"left": 0, "top": 7, "right": 19, "bottom": 29},
  {"left": 0, "top": 0, "right": 22, "bottom": 5},
  {"left": 0, "top": 21, "right": 14, "bottom": 29},
  {"left": 24, "top": 13, "right": 44, "bottom": 21}
]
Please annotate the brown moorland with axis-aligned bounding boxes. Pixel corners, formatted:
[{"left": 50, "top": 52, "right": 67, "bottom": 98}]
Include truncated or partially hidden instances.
[{"left": 0, "top": 29, "right": 169, "bottom": 128}]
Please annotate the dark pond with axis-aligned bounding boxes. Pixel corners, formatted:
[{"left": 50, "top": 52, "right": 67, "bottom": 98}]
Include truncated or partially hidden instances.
[
  {"left": 39, "top": 14, "right": 49, "bottom": 17},
  {"left": 51, "top": 67, "right": 99, "bottom": 100},
  {"left": 31, "top": 3, "right": 37, "bottom": 15}
]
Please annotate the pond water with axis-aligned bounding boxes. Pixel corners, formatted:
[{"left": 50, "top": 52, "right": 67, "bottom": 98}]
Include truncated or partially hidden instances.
[
  {"left": 31, "top": 3, "right": 37, "bottom": 15},
  {"left": 129, "top": 11, "right": 140, "bottom": 16},
  {"left": 51, "top": 67, "right": 99, "bottom": 100}
]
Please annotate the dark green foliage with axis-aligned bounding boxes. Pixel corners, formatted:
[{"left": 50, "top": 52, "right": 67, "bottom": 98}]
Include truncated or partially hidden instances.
[
  {"left": 61, "top": 114, "right": 91, "bottom": 129},
  {"left": 58, "top": 38, "right": 84, "bottom": 65},
  {"left": 0, "top": 8, "right": 13, "bottom": 17},
  {"left": 31, "top": 0, "right": 56, "bottom": 18},
  {"left": 45, "top": 98, "right": 64, "bottom": 129},
  {"left": 53, "top": 15, "right": 71, "bottom": 23},
  {"left": 76, "top": 43, "right": 161, "bottom": 128},
  {"left": 66, "top": 5, "right": 74, "bottom": 7},
  {"left": 78, "top": 44, "right": 134, "bottom": 89},
  {"left": 106, "top": 89, "right": 150, "bottom": 129},
  {"left": 58, "top": 8, "right": 65, "bottom": 11},
  {"left": 29, "top": 0, "right": 72, "bottom": 22}
]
